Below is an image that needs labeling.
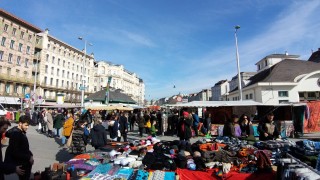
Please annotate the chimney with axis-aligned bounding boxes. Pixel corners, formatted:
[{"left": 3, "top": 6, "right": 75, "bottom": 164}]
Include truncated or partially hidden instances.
[
  {"left": 45, "top": 28, "right": 49, "bottom": 34},
  {"left": 285, "top": 51, "right": 288, "bottom": 56}
]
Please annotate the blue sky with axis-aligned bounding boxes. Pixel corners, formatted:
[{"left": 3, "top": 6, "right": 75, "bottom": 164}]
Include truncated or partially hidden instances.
[{"left": 1, "top": 0, "right": 320, "bottom": 100}]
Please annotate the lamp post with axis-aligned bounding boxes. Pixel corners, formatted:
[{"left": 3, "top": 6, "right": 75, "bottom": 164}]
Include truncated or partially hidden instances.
[
  {"left": 78, "top": 37, "right": 92, "bottom": 108},
  {"left": 32, "top": 52, "right": 40, "bottom": 112},
  {"left": 234, "top": 25, "right": 243, "bottom": 101}
]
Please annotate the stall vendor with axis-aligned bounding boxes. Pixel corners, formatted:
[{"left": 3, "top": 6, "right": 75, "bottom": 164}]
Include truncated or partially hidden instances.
[{"left": 258, "top": 112, "right": 281, "bottom": 141}]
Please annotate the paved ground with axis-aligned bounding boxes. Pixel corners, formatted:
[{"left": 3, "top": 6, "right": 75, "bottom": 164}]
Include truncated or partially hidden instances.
[{"left": 2, "top": 123, "right": 320, "bottom": 179}]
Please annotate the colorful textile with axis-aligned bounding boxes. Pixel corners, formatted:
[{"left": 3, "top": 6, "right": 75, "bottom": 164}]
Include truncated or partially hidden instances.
[
  {"left": 176, "top": 168, "right": 276, "bottom": 180},
  {"left": 116, "top": 168, "right": 134, "bottom": 179},
  {"left": 304, "top": 101, "right": 320, "bottom": 133},
  {"left": 136, "top": 170, "right": 149, "bottom": 180}
]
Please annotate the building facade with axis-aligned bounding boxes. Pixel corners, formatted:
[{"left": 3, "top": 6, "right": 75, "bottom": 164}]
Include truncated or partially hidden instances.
[
  {"left": 36, "top": 29, "right": 95, "bottom": 104},
  {"left": 211, "top": 80, "right": 229, "bottom": 101},
  {"left": 228, "top": 52, "right": 320, "bottom": 105},
  {"left": 94, "top": 61, "right": 145, "bottom": 105},
  {"left": 0, "top": 9, "right": 145, "bottom": 107},
  {"left": 0, "top": 9, "right": 42, "bottom": 107}
]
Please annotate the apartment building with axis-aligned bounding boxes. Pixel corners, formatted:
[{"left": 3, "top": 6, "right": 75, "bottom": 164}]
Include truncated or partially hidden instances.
[
  {"left": 94, "top": 61, "right": 145, "bottom": 105},
  {"left": 36, "top": 29, "right": 95, "bottom": 103},
  {"left": 0, "top": 9, "right": 145, "bottom": 107},
  {"left": 0, "top": 9, "right": 42, "bottom": 106}
]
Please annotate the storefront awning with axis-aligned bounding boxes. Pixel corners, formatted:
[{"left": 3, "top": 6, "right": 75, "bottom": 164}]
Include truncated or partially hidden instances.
[{"left": 0, "top": 96, "right": 21, "bottom": 105}]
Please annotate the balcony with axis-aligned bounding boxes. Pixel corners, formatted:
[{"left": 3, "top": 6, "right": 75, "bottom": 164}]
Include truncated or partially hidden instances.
[{"left": 0, "top": 74, "right": 38, "bottom": 85}]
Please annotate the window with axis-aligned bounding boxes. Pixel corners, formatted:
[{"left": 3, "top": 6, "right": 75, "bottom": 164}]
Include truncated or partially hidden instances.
[
  {"left": 53, "top": 47, "right": 56, "bottom": 52},
  {"left": 16, "top": 56, "right": 21, "bottom": 65},
  {"left": 46, "top": 54, "right": 49, "bottom": 61},
  {"left": 44, "top": 77, "right": 47, "bottom": 84},
  {"left": 67, "top": 81, "right": 69, "bottom": 88},
  {"left": 61, "top": 80, "right": 64, "bottom": 87},
  {"left": 67, "top": 72, "right": 69, "bottom": 78},
  {"left": 278, "top": 91, "right": 288, "bottom": 97},
  {"left": 47, "top": 44, "right": 50, "bottom": 49},
  {"left": 56, "top": 79, "right": 59, "bottom": 87},
  {"left": 26, "top": 46, "right": 30, "bottom": 54},
  {"left": 8, "top": 53, "right": 13, "bottom": 63},
  {"left": 5, "top": 84, "right": 10, "bottom": 94},
  {"left": 25, "top": 58, "right": 29, "bottom": 67},
  {"left": 72, "top": 73, "right": 74, "bottom": 79},
  {"left": 49, "top": 78, "right": 53, "bottom": 85},
  {"left": 20, "top": 31, "right": 24, "bottom": 39},
  {"left": 45, "top": 65, "right": 48, "bottom": 73},
  {"left": 62, "top": 70, "right": 65, "bottom": 77},
  {"left": 58, "top": 58, "right": 60, "bottom": 65},
  {"left": 51, "top": 67, "right": 54, "bottom": 75},
  {"left": 57, "top": 69, "right": 59, "bottom": 76},
  {"left": 52, "top": 56, "right": 55, "bottom": 64},
  {"left": 28, "top": 34, "right": 32, "bottom": 41},
  {"left": 72, "top": 64, "right": 74, "bottom": 70},
  {"left": 7, "top": 68, "right": 11, "bottom": 76},
  {"left": 77, "top": 65, "right": 79, "bottom": 71},
  {"left": 18, "top": 43, "right": 22, "bottom": 52},
  {"left": 308, "top": 92, "right": 316, "bottom": 98},
  {"left": 3, "top": 24, "right": 8, "bottom": 31},
  {"left": 1, "top": 37, "right": 6, "bottom": 46},
  {"left": 258, "top": 64, "right": 261, "bottom": 70},
  {"left": 299, "top": 92, "right": 305, "bottom": 99},
  {"left": 76, "top": 74, "right": 78, "bottom": 81},
  {"left": 0, "top": 51, "right": 3, "bottom": 60},
  {"left": 12, "top": 28, "right": 16, "bottom": 35},
  {"left": 245, "top": 94, "right": 249, "bottom": 100},
  {"left": 249, "top": 93, "right": 253, "bottom": 99},
  {"left": 10, "top": 40, "right": 14, "bottom": 49},
  {"left": 68, "top": 62, "right": 70, "bottom": 68},
  {"left": 279, "top": 100, "right": 289, "bottom": 103},
  {"left": 22, "top": 86, "right": 26, "bottom": 94},
  {"left": 63, "top": 60, "right": 65, "bottom": 66},
  {"left": 14, "top": 84, "right": 18, "bottom": 93}
]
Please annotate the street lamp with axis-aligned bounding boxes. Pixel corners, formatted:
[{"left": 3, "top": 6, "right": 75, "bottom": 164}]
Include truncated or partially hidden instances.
[
  {"left": 234, "top": 25, "right": 243, "bottom": 101},
  {"left": 78, "top": 37, "right": 92, "bottom": 108},
  {"left": 32, "top": 52, "right": 40, "bottom": 112}
]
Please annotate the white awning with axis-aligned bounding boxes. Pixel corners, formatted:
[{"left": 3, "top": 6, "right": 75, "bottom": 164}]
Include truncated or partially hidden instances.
[
  {"left": 168, "top": 100, "right": 263, "bottom": 108},
  {"left": 0, "top": 96, "right": 21, "bottom": 105}
]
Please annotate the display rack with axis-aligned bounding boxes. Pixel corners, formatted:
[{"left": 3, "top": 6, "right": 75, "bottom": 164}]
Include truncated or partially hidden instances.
[{"left": 286, "top": 153, "right": 320, "bottom": 176}]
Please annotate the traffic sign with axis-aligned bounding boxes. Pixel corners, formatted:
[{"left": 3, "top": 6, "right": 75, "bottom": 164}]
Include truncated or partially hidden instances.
[
  {"left": 25, "top": 94, "right": 30, "bottom": 99},
  {"left": 79, "top": 86, "right": 85, "bottom": 90}
]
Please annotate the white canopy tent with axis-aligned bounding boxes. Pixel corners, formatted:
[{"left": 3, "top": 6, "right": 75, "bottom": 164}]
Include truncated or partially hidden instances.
[{"left": 168, "top": 100, "right": 263, "bottom": 108}]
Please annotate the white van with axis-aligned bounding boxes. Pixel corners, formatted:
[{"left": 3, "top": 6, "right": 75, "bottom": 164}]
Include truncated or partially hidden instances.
[{"left": 0, "top": 103, "right": 8, "bottom": 117}]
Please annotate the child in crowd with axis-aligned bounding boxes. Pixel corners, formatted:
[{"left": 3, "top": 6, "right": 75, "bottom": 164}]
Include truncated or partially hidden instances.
[
  {"left": 145, "top": 119, "right": 151, "bottom": 135},
  {"left": 150, "top": 120, "right": 158, "bottom": 137}
]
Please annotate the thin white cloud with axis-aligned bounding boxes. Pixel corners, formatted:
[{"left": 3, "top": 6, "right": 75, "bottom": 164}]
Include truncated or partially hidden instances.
[
  {"left": 120, "top": 30, "right": 156, "bottom": 47},
  {"left": 151, "top": 0, "right": 320, "bottom": 99}
]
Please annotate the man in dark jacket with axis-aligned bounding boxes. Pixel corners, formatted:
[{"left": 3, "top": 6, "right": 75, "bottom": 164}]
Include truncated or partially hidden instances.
[
  {"left": 0, "top": 119, "right": 25, "bottom": 180},
  {"left": 90, "top": 119, "right": 108, "bottom": 149},
  {"left": 53, "top": 109, "right": 64, "bottom": 138},
  {"left": 119, "top": 112, "right": 128, "bottom": 142},
  {"left": 5, "top": 115, "right": 34, "bottom": 180},
  {"left": 192, "top": 111, "right": 199, "bottom": 136},
  {"left": 223, "top": 114, "right": 238, "bottom": 137},
  {"left": 258, "top": 113, "right": 281, "bottom": 141}
]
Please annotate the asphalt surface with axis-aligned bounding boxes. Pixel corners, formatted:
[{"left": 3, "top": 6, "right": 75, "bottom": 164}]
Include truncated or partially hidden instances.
[{"left": 2, "top": 123, "right": 319, "bottom": 179}]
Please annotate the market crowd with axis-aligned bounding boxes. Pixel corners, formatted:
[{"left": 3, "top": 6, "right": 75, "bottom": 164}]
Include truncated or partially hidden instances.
[{"left": 0, "top": 107, "right": 285, "bottom": 179}]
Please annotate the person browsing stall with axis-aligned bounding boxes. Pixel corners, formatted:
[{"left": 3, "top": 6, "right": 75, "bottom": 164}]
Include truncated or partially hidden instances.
[{"left": 258, "top": 112, "right": 281, "bottom": 141}]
